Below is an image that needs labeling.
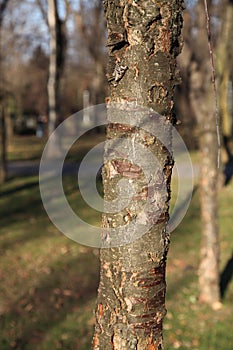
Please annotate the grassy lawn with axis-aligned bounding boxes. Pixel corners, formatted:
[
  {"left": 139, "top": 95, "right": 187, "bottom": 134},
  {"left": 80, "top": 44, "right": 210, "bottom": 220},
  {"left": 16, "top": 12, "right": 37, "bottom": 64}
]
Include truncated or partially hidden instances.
[
  {"left": 164, "top": 183, "right": 233, "bottom": 350},
  {"left": 7, "top": 133, "right": 105, "bottom": 162},
  {"left": 0, "top": 135, "right": 232, "bottom": 349},
  {"left": 8, "top": 135, "right": 47, "bottom": 161}
]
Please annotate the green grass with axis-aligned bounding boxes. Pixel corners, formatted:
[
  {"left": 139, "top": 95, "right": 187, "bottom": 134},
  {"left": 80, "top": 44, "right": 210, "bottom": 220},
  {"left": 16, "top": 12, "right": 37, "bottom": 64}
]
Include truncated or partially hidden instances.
[
  {"left": 164, "top": 183, "right": 233, "bottom": 350},
  {"left": 7, "top": 133, "right": 105, "bottom": 162},
  {"left": 8, "top": 135, "right": 47, "bottom": 161},
  {"left": 0, "top": 135, "right": 233, "bottom": 349},
  {"left": 0, "top": 172, "right": 99, "bottom": 350}
]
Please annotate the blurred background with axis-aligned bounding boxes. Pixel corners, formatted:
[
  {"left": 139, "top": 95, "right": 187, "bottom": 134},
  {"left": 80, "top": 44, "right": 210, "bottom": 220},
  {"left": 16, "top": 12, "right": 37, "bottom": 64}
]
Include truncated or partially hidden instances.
[{"left": 0, "top": 0, "right": 232, "bottom": 349}]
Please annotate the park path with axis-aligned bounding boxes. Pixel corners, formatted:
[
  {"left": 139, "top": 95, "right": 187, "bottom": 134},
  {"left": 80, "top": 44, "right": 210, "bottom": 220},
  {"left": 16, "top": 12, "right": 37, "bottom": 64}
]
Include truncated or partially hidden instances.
[
  {"left": 7, "top": 159, "right": 200, "bottom": 179},
  {"left": 7, "top": 160, "right": 79, "bottom": 177}
]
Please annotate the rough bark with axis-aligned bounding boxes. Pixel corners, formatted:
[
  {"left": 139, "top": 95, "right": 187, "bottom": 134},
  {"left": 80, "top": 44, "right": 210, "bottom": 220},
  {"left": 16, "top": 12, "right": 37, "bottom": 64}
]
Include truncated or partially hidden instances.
[{"left": 93, "top": 1, "right": 183, "bottom": 349}]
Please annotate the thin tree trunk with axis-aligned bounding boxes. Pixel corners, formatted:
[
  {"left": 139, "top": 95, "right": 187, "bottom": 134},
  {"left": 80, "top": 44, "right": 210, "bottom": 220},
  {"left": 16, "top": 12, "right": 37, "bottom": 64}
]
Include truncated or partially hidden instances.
[
  {"left": 47, "top": 0, "right": 58, "bottom": 136},
  {"left": 198, "top": 115, "right": 220, "bottom": 305},
  {"left": 47, "top": 0, "right": 66, "bottom": 157},
  {"left": 189, "top": 0, "right": 221, "bottom": 307},
  {"left": 0, "top": 0, "right": 9, "bottom": 26},
  {"left": 0, "top": 0, "right": 9, "bottom": 183},
  {"left": 93, "top": 1, "right": 183, "bottom": 349},
  {"left": 217, "top": 0, "right": 233, "bottom": 168},
  {"left": 0, "top": 105, "right": 7, "bottom": 183}
]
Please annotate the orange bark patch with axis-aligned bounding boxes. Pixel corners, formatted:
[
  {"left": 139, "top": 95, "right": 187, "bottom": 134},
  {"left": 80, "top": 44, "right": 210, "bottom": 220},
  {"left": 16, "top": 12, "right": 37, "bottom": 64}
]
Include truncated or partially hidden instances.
[
  {"left": 161, "top": 29, "right": 171, "bottom": 53},
  {"left": 98, "top": 303, "right": 104, "bottom": 317},
  {"left": 93, "top": 333, "right": 99, "bottom": 349},
  {"left": 147, "top": 336, "right": 160, "bottom": 350}
]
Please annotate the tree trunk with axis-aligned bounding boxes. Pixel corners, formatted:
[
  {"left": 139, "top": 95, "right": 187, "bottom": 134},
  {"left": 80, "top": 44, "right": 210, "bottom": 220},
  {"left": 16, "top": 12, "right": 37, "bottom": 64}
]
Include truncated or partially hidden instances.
[
  {"left": 217, "top": 0, "right": 233, "bottom": 177},
  {"left": 0, "top": 0, "right": 9, "bottom": 26},
  {"left": 189, "top": 0, "right": 221, "bottom": 307},
  {"left": 0, "top": 105, "right": 7, "bottom": 183},
  {"left": 191, "top": 75, "right": 220, "bottom": 305},
  {"left": 47, "top": 0, "right": 66, "bottom": 157},
  {"left": 47, "top": 0, "right": 66, "bottom": 136},
  {"left": 198, "top": 118, "right": 220, "bottom": 306},
  {"left": 0, "top": 0, "right": 9, "bottom": 183},
  {"left": 93, "top": 1, "right": 183, "bottom": 349},
  {"left": 47, "top": 0, "right": 58, "bottom": 136}
]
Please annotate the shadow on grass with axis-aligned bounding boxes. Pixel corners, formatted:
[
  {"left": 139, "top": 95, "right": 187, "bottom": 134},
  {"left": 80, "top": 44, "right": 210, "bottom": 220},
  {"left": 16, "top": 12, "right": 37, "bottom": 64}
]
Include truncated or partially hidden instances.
[
  {"left": 222, "top": 136, "right": 233, "bottom": 186},
  {"left": 0, "top": 179, "right": 39, "bottom": 197},
  {"left": 0, "top": 181, "right": 49, "bottom": 250},
  {"left": 0, "top": 192, "right": 44, "bottom": 230},
  {"left": 0, "top": 174, "right": 101, "bottom": 253},
  {"left": 0, "top": 251, "right": 99, "bottom": 350},
  {"left": 220, "top": 253, "right": 233, "bottom": 299}
]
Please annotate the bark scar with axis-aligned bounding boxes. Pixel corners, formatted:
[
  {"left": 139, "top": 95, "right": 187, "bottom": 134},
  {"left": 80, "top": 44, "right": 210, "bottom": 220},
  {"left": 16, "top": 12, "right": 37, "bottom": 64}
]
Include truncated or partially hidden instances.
[{"left": 108, "top": 62, "right": 128, "bottom": 86}]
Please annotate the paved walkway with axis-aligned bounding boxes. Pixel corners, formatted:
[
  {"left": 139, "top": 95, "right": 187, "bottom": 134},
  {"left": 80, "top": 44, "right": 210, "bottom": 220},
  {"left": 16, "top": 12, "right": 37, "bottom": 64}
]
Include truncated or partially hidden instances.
[
  {"left": 7, "top": 160, "right": 79, "bottom": 177},
  {"left": 7, "top": 159, "right": 200, "bottom": 179}
]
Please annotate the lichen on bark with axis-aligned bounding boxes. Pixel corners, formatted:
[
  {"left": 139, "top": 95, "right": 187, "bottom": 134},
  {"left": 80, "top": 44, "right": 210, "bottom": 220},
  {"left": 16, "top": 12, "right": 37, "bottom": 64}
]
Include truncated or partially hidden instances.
[{"left": 93, "top": 1, "right": 184, "bottom": 349}]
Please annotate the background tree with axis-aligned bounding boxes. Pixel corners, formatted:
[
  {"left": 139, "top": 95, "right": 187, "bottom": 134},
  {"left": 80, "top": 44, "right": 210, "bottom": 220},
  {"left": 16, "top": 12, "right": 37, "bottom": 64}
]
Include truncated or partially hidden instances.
[
  {"left": 47, "top": 0, "right": 68, "bottom": 136},
  {"left": 75, "top": 0, "right": 107, "bottom": 106},
  {"left": 1, "top": 0, "right": 49, "bottom": 135},
  {"left": 25, "top": 45, "right": 49, "bottom": 117},
  {"left": 0, "top": 0, "right": 10, "bottom": 183},
  {"left": 93, "top": 1, "right": 183, "bottom": 349},
  {"left": 177, "top": 0, "right": 229, "bottom": 307},
  {"left": 217, "top": 0, "right": 233, "bottom": 185},
  {"left": 1, "top": 0, "right": 108, "bottom": 134},
  {"left": 189, "top": 0, "right": 221, "bottom": 307}
]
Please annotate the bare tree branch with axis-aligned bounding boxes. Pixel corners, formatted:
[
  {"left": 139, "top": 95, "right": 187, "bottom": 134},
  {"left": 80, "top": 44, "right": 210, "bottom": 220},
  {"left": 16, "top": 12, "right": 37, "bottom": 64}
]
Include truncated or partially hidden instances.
[
  {"left": 203, "top": 0, "right": 221, "bottom": 167},
  {"left": 74, "top": 0, "right": 105, "bottom": 62},
  {"left": 36, "top": 0, "right": 48, "bottom": 27},
  {"left": 0, "top": 0, "right": 10, "bottom": 27},
  {"left": 63, "top": 0, "right": 71, "bottom": 22}
]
